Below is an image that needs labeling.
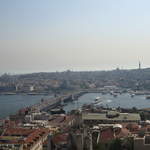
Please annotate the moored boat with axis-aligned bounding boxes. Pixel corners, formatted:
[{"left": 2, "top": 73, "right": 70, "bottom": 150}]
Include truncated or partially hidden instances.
[{"left": 131, "top": 94, "right": 135, "bottom": 98}]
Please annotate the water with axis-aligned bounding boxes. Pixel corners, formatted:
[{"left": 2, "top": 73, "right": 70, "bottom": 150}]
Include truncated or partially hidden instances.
[
  {"left": 1, "top": 93, "right": 150, "bottom": 119},
  {"left": 0, "top": 95, "right": 52, "bottom": 119},
  {"left": 63, "top": 93, "right": 150, "bottom": 112}
]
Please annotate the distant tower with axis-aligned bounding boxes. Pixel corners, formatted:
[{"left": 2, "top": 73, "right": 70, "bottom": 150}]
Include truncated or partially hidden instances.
[{"left": 139, "top": 61, "right": 141, "bottom": 70}]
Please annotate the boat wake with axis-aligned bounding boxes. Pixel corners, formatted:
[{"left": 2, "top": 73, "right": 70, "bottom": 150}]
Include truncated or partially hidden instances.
[{"left": 106, "top": 99, "right": 112, "bottom": 103}]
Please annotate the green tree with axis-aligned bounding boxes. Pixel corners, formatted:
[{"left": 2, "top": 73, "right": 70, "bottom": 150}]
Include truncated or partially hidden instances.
[
  {"left": 140, "top": 111, "right": 146, "bottom": 121},
  {"left": 93, "top": 143, "right": 106, "bottom": 150},
  {"left": 109, "top": 138, "right": 122, "bottom": 150},
  {"left": 122, "top": 137, "right": 134, "bottom": 150}
]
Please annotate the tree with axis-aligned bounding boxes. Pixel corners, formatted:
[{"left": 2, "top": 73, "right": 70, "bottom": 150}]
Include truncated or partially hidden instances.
[
  {"left": 140, "top": 111, "right": 146, "bottom": 121},
  {"left": 93, "top": 143, "right": 106, "bottom": 150},
  {"left": 122, "top": 137, "right": 134, "bottom": 150},
  {"left": 109, "top": 138, "right": 122, "bottom": 150}
]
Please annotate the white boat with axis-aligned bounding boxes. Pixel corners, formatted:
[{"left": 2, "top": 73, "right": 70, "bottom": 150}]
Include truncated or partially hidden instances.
[
  {"left": 95, "top": 96, "right": 101, "bottom": 101},
  {"left": 93, "top": 97, "right": 102, "bottom": 104},
  {"left": 131, "top": 94, "right": 135, "bottom": 98}
]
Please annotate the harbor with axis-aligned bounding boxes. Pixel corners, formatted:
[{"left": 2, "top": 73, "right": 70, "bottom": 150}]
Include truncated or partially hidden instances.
[{"left": 1, "top": 90, "right": 150, "bottom": 119}]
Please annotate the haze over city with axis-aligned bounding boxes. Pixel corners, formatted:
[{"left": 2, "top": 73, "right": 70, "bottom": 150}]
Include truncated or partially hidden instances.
[
  {"left": 1, "top": 0, "right": 150, "bottom": 73},
  {"left": 3, "top": 1, "right": 150, "bottom": 150}
]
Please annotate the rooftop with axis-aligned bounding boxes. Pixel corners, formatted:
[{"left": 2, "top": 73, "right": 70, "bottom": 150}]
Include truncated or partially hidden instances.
[
  {"left": 99, "top": 128, "right": 115, "bottom": 143},
  {"left": 52, "top": 133, "right": 69, "bottom": 145},
  {"left": 3, "top": 128, "right": 35, "bottom": 137},
  {"left": 0, "top": 128, "right": 49, "bottom": 146},
  {"left": 82, "top": 112, "right": 141, "bottom": 121}
]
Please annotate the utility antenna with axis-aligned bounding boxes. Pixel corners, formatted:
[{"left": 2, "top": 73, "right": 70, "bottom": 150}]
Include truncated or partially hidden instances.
[{"left": 139, "top": 61, "right": 141, "bottom": 70}]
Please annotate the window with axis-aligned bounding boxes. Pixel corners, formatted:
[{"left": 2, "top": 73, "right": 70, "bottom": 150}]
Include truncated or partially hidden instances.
[{"left": 145, "top": 136, "right": 150, "bottom": 145}]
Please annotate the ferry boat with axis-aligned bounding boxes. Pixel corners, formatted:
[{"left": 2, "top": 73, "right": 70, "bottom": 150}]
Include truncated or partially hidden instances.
[
  {"left": 93, "top": 97, "right": 102, "bottom": 104},
  {"left": 95, "top": 96, "right": 101, "bottom": 101},
  {"left": 50, "top": 108, "right": 65, "bottom": 114}
]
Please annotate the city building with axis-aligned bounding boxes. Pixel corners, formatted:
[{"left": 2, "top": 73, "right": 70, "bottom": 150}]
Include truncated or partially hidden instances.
[
  {"left": 82, "top": 111, "right": 141, "bottom": 125},
  {"left": 0, "top": 128, "right": 49, "bottom": 150}
]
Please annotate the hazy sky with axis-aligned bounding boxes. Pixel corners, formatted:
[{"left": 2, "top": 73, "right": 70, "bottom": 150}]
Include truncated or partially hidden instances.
[{"left": 1, "top": 0, "right": 150, "bottom": 74}]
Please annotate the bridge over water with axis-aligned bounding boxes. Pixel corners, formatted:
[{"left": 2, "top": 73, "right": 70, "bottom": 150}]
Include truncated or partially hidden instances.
[
  {"left": 29, "top": 89, "right": 105, "bottom": 112},
  {"left": 29, "top": 91, "right": 88, "bottom": 112}
]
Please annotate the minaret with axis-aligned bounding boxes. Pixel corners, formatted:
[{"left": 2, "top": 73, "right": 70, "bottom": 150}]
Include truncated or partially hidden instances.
[{"left": 139, "top": 61, "right": 141, "bottom": 70}]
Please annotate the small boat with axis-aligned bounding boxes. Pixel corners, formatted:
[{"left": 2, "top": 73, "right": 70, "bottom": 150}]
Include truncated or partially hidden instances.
[
  {"left": 113, "top": 93, "right": 118, "bottom": 97},
  {"left": 95, "top": 96, "right": 101, "bottom": 101},
  {"left": 131, "top": 94, "right": 135, "bottom": 98}
]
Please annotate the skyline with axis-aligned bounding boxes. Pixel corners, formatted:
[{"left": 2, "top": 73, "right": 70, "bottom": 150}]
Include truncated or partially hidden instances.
[
  {"left": 1, "top": 0, "right": 150, "bottom": 73},
  {"left": 0, "top": 61, "right": 145, "bottom": 75}
]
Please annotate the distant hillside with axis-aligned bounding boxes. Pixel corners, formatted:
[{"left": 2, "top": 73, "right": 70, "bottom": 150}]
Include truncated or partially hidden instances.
[
  {"left": 1, "top": 68, "right": 150, "bottom": 91},
  {"left": 5, "top": 68, "right": 150, "bottom": 81}
]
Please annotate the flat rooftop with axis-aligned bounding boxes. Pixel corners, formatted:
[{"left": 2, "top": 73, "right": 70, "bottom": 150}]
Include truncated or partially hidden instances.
[{"left": 82, "top": 112, "right": 141, "bottom": 121}]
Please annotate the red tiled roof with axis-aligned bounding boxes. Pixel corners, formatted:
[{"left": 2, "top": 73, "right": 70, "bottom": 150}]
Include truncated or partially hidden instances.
[
  {"left": 24, "top": 128, "right": 49, "bottom": 144},
  {"left": 0, "top": 136, "right": 24, "bottom": 144},
  {"left": 49, "top": 116, "right": 65, "bottom": 124},
  {"left": 116, "top": 128, "right": 130, "bottom": 138},
  {"left": 126, "top": 123, "right": 140, "bottom": 132},
  {"left": 4, "top": 120, "right": 18, "bottom": 128},
  {"left": 100, "top": 128, "right": 114, "bottom": 143},
  {"left": 52, "top": 133, "right": 69, "bottom": 144},
  {"left": 3, "top": 128, "right": 35, "bottom": 136},
  {"left": 0, "top": 128, "right": 49, "bottom": 146}
]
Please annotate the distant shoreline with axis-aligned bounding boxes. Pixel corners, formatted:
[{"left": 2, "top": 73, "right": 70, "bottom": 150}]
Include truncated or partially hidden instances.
[{"left": 0, "top": 92, "right": 52, "bottom": 96}]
